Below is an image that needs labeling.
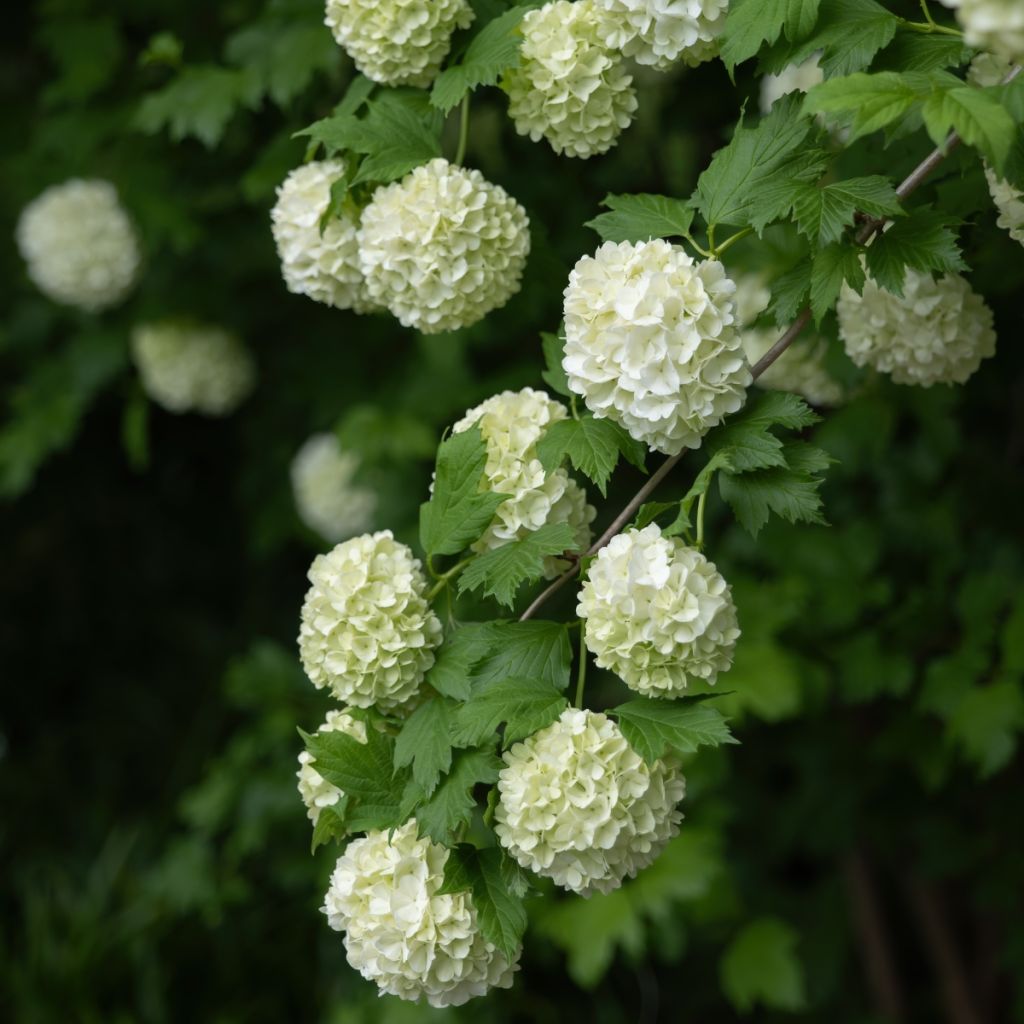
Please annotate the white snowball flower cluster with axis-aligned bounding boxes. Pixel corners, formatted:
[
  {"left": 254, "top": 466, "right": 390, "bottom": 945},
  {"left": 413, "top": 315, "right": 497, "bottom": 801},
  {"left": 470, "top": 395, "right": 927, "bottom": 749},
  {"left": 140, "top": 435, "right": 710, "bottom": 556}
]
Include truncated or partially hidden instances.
[
  {"left": 298, "top": 530, "right": 442, "bottom": 711},
  {"left": 452, "top": 388, "right": 595, "bottom": 573},
  {"left": 594, "top": 0, "right": 729, "bottom": 70},
  {"left": 16, "top": 179, "right": 141, "bottom": 312},
  {"left": 291, "top": 433, "right": 376, "bottom": 543},
  {"left": 358, "top": 159, "right": 530, "bottom": 334},
  {"left": 296, "top": 710, "right": 368, "bottom": 823},
  {"left": 563, "top": 239, "right": 750, "bottom": 455},
  {"left": 323, "top": 821, "right": 519, "bottom": 1006},
  {"left": 131, "top": 323, "right": 256, "bottom": 416},
  {"left": 939, "top": 0, "right": 1024, "bottom": 63},
  {"left": 324, "top": 0, "right": 473, "bottom": 88},
  {"left": 759, "top": 54, "right": 824, "bottom": 113},
  {"left": 836, "top": 267, "right": 997, "bottom": 387},
  {"left": 579, "top": 524, "right": 739, "bottom": 697},
  {"left": 495, "top": 708, "right": 685, "bottom": 896},
  {"left": 271, "top": 160, "right": 374, "bottom": 312},
  {"left": 733, "top": 275, "right": 843, "bottom": 406},
  {"left": 503, "top": 0, "right": 638, "bottom": 159}
]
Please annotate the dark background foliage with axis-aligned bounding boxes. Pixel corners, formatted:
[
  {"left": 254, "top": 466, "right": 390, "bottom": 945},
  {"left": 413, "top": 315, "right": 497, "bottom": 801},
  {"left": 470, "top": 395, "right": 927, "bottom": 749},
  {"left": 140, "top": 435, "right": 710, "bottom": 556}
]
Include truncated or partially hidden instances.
[{"left": 2, "top": 1, "right": 1023, "bottom": 1021}]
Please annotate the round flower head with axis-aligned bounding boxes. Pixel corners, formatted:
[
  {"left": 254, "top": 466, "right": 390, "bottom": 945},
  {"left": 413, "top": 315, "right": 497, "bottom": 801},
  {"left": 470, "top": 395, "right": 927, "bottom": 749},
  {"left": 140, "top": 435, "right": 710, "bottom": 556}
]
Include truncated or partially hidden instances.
[
  {"left": 296, "top": 709, "right": 368, "bottom": 823},
  {"left": 938, "top": 0, "right": 1024, "bottom": 63},
  {"left": 298, "top": 530, "right": 443, "bottom": 711},
  {"left": 323, "top": 821, "right": 520, "bottom": 1006},
  {"left": 503, "top": 0, "right": 638, "bottom": 159},
  {"left": 16, "top": 179, "right": 141, "bottom": 312},
  {"left": 131, "top": 323, "right": 256, "bottom": 416},
  {"left": 578, "top": 524, "right": 739, "bottom": 697},
  {"left": 760, "top": 53, "right": 824, "bottom": 112},
  {"left": 291, "top": 433, "right": 376, "bottom": 543},
  {"left": 495, "top": 708, "right": 686, "bottom": 895},
  {"left": 358, "top": 159, "right": 530, "bottom": 334},
  {"left": 452, "top": 388, "right": 595, "bottom": 573},
  {"left": 324, "top": 0, "right": 474, "bottom": 87},
  {"left": 563, "top": 239, "right": 751, "bottom": 455},
  {"left": 594, "top": 0, "right": 729, "bottom": 70},
  {"left": 271, "top": 160, "right": 374, "bottom": 312},
  {"left": 836, "top": 267, "right": 996, "bottom": 387}
]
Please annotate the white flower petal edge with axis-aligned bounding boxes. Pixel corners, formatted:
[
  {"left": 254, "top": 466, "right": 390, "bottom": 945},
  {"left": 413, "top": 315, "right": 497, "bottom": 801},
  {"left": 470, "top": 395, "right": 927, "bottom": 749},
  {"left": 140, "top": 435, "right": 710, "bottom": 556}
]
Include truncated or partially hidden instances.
[
  {"left": 594, "top": 0, "right": 729, "bottom": 70},
  {"left": 296, "top": 710, "right": 368, "bottom": 823},
  {"left": 323, "top": 821, "right": 520, "bottom": 1006},
  {"left": 579, "top": 523, "right": 740, "bottom": 697},
  {"left": 16, "top": 179, "right": 141, "bottom": 312},
  {"left": 291, "top": 433, "right": 376, "bottom": 543},
  {"left": 298, "top": 530, "right": 443, "bottom": 711},
  {"left": 563, "top": 239, "right": 750, "bottom": 455},
  {"left": 496, "top": 708, "right": 686, "bottom": 896},
  {"left": 939, "top": 0, "right": 1024, "bottom": 64},
  {"left": 759, "top": 53, "right": 824, "bottom": 113}
]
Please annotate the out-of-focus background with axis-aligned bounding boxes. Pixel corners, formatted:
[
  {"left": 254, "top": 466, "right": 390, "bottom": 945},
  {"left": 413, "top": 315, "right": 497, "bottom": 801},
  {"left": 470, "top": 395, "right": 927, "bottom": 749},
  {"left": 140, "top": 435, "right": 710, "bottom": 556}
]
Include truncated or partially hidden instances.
[{"left": 3, "top": 1, "right": 1024, "bottom": 1021}]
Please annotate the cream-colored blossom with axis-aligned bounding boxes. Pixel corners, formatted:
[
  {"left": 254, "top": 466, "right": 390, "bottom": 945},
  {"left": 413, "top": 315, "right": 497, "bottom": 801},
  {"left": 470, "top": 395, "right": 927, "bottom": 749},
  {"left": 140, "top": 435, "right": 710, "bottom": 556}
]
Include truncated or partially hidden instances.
[
  {"left": 759, "top": 54, "right": 824, "bottom": 112},
  {"left": 503, "top": 0, "right": 638, "bottom": 158},
  {"left": 291, "top": 433, "right": 375, "bottom": 543},
  {"left": 495, "top": 708, "right": 686, "bottom": 895},
  {"left": 939, "top": 0, "right": 1024, "bottom": 63},
  {"left": 298, "top": 531, "right": 442, "bottom": 711},
  {"left": 594, "top": 0, "right": 728, "bottom": 70},
  {"left": 324, "top": 0, "right": 473, "bottom": 87},
  {"left": 836, "top": 267, "right": 997, "bottom": 387},
  {"left": 452, "top": 388, "right": 595, "bottom": 574},
  {"left": 271, "top": 160, "right": 375, "bottom": 312},
  {"left": 578, "top": 524, "right": 739, "bottom": 697},
  {"left": 16, "top": 179, "right": 140, "bottom": 312},
  {"left": 563, "top": 239, "right": 750, "bottom": 455},
  {"left": 131, "top": 323, "right": 255, "bottom": 416},
  {"left": 323, "top": 821, "right": 519, "bottom": 1006},
  {"left": 358, "top": 159, "right": 530, "bottom": 334},
  {"left": 296, "top": 710, "right": 368, "bottom": 823}
]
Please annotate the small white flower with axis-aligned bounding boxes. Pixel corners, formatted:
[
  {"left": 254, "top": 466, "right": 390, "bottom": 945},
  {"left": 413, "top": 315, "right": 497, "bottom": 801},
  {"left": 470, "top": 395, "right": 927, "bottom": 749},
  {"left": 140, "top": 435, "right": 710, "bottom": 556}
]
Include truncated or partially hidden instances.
[
  {"left": 271, "top": 160, "right": 375, "bottom": 312},
  {"left": 594, "top": 0, "right": 729, "bottom": 70},
  {"left": 563, "top": 239, "right": 750, "bottom": 455},
  {"left": 358, "top": 159, "right": 530, "bottom": 334},
  {"left": 495, "top": 708, "right": 686, "bottom": 896},
  {"left": 296, "top": 710, "right": 368, "bottom": 823},
  {"left": 323, "top": 821, "right": 520, "bottom": 1006},
  {"left": 836, "top": 267, "right": 997, "bottom": 387},
  {"left": 759, "top": 54, "right": 824, "bottom": 113},
  {"left": 939, "top": 0, "right": 1024, "bottom": 64},
  {"left": 298, "top": 531, "right": 442, "bottom": 711},
  {"left": 452, "top": 388, "right": 595, "bottom": 574},
  {"left": 131, "top": 323, "right": 256, "bottom": 416},
  {"left": 579, "top": 524, "right": 739, "bottom": 697},
  {"left": 503, "top": 0, "right": 638, "bottom": 159},
  {"left": 291, "top": 433, "right": 375, "bottom": 543},
  {"left": 16, "top": 179, "right": 141, "bottom": 312},
  {"left": 324, "top": 0, "right": 474, "bottom": 87}
]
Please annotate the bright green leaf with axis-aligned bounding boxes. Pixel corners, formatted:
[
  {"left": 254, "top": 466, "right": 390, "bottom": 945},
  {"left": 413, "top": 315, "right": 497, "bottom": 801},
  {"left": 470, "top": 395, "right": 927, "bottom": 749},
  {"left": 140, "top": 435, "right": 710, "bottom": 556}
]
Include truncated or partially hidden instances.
[
  {"left": 536, "top": 416, "right": 646, "bottom": 496},
  {"left": 610, "top": 698, "right": 738, "bottom": 764},
  {"left": 584, "top": 192, "right": 695, "bottom": 244},
  {"left": 452, "top": 676, "right": 569, "bottom": 747},
  {"left": 394, "top": 698, "right": 455, "bottom": 795}
]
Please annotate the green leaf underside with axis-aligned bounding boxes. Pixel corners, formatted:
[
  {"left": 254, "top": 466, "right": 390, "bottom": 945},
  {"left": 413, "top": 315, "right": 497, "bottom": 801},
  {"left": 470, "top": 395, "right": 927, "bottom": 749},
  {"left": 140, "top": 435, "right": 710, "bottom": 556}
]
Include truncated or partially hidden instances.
[
  {"left": 393, "top": 698, "right": 454, "bottom": 795},
  {"left": 458, "top": 522, "right": 577, "bottom": 608},
  {"left": 537, "top": 416, "right": 646, "bottom": 496},
  {"left": 611, "top": 698, "right": 738, "bottom": 764},
  {"left": 584, "top": 192, "right": 695, "bottom": 244},
  {"left": 452, "top": 675, "right": 569, "bottom": 747}
]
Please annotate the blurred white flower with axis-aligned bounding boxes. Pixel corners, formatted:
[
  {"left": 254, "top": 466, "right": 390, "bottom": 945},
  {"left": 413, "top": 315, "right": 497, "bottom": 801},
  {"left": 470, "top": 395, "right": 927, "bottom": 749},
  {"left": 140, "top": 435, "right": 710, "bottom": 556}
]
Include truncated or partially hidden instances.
[
  {"left": 759, "top": 54, "right": 824, "bottom": 112},
  {"left": 939, "top": 0, "right": 1024, "bottom": 64},
  {"left": 291, "top": 433, "right": 375, "bottom": 543}
]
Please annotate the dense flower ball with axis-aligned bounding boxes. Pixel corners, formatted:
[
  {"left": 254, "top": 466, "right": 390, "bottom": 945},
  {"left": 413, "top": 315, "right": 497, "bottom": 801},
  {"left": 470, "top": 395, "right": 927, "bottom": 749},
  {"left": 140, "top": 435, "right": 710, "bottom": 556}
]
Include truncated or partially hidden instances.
[
  {"left": 131, "top": 323, "right": 256, "bottom": 416},
  {"left": 323, "top": 821, "right": 519, "bottom": 1006},
  {"left": 452, "top": 388, "right": 595, "bottom": 573},
  {"left": 495, "top": 708, "right": 686, "bottom": 895},
  {"left": 579, "top": 524, "right": 739, "bottom": 697},
  {"left": 271, "top": 160, "right": 374, "bottom": 312},
  {"left": 291, "top": 433, "right": 376, "bottom": 543},
  {"left": 298, "top": 531, "right": 442, "bottom": 711},
  {"left": 324, "top": 0, "right": 473, "bottom": 87},
  {"left": 759, "top": 54, "right": 824, "bottom": 112},
  {"left": 358, "top": 159, "right": 530, "bottom": 334},
  {"left": 836, "top": 267, "right": 997, "bottom": 387},
  {"left": 563, "top": 239, "right": 750, "bottom": 454},
  {"left": 503, "top": 0, "right": 638, "bottom": 158},
  {"left": 296, "top": 710, "right": 367, "bottom": 823},
  {"left": 16, "top": 179, "right": 141, "bottom": 312},
  {"left": 594, "top": 0, "right": 729, "bottom": 70},
  {"left": 939, "top": 0, "right": 1024, "bottom": 63}
]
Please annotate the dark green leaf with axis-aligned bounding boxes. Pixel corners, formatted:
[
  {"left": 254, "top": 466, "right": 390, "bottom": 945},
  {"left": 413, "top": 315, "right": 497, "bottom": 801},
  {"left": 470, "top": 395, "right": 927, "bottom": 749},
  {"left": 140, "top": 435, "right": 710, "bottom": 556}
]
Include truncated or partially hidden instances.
[
  {"left": 864, "top": 208, "right": 965, "bottom": 295},
  {"left": 541, "top": 330, "right": 572, "bottom": 397},
  {"left": 921, "top": 85, "right": 1016, "bottom": 172},
  {"left": 610, "top": 698, "right": 738, "bottom": 764},
  {"left": 413, "top": 749, "right": 502, "bottom": 845},
  {"left": 707, "top": 391, "right": 820, "bottom": 472},
  {"left": 791, "top": 176, "right": 903, "bottom": 247},
  {"left": 452, "top": 676, "right": 568, "bottom": 746},
  {"left": 394, "top": 698, "right": 455, "bottom": 796},
  {"left": 426, "top": 623, "right": 496, "bottom": 701},
  {"left": 536, "top": 416, "right": 646, "bottom": 496},
  {"left": 471, "top": 621, "right": 573, "bottom": 690},
  {"left": 720, "top": 0, "right": 823, "bottom": 72},
  {"left": 584, "top": 192, "right": 695, "bottom": 244},
  {"left": 809, "top": 242, "right": 865, "bottom": 324}
]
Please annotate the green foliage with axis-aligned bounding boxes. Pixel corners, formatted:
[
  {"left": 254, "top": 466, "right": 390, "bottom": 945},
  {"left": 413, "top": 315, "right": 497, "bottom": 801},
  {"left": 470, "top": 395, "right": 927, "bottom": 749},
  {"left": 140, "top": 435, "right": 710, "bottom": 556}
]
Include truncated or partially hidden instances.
[
  {"left": 863, "top": 207, "right": 966, "bottom": 294},
  {"left": 540, "top": 330, "right": 571, "bottom": 397},
  {"left": 452, "top": 676, "right": 568, "bottom": 746},
  {"left": 791, "top": 176, "right": 901, "bottom": 247},
  {"left": 470, "top": 621, "right": 574, "bottom": 690},
  {"left": 720, "top": 0, "right": 823, "bottom": 72},
  {"left": 611, "top": 698, "right": 737, "bottom": 763},
  {"left": 720, "top": 917, "right": 807, "bottom": 1012},
  {"left": 584, "top": 192, "right": 695, "bottom": 244},
  {"left": 394, "top": 698, "right": 455, "bottom": 795},
  {"left": 410, "top": 749, "right": 503, "bottom": 845},
  {"left": 537, "top": 415, "right": 646, "bottom": 496}
]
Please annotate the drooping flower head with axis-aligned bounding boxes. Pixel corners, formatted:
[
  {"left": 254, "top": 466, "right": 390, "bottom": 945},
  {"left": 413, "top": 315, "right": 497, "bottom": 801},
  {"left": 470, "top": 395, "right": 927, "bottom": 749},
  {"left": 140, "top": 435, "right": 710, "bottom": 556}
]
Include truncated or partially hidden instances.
[
  {"left": 323, "top": 821, "right": 520, "bottom": 1006},
  {"left": 296, "top": 709, "right": 368, "bottom": 823},
  {"left": 563, "top": 239, "right": 750, "bottom": 454},
  {"left": 495, "top": 708, "right": 686, "bottom": 895},
  {"left": 291, "top": 433, "right": 376, "bottom": 543},
  {"left": 16, "top": 179, "right": 141, "bottom": 312},
  {"left": 358, "top": 159, "right": 530, "bottom": 334},
  {"left": 594, "top": 0, "right": 729, "bottom": 70},
  {"left": 298, "top": 530, "right": 443, "bottom": 711}
]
